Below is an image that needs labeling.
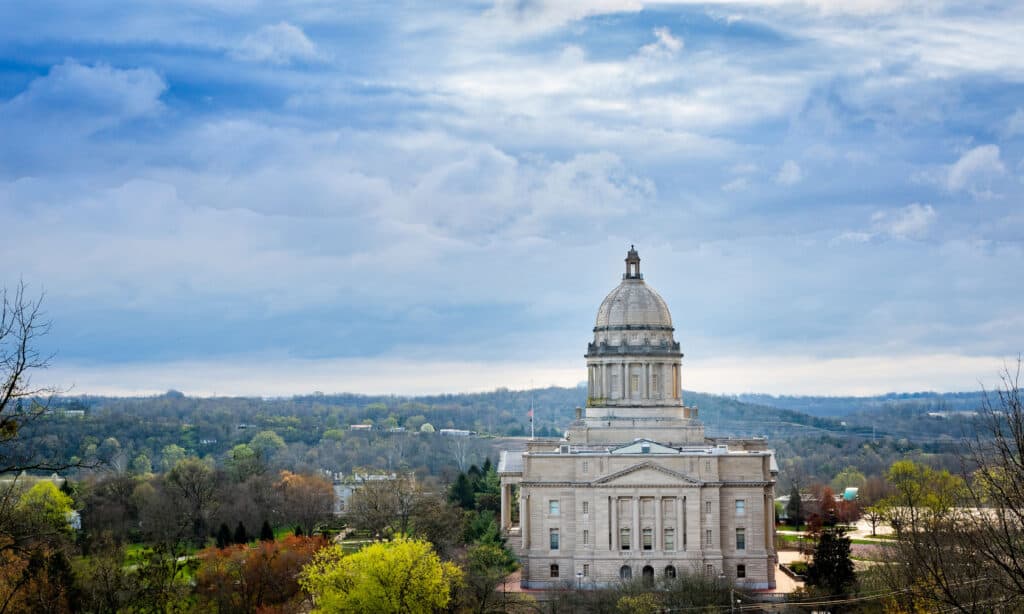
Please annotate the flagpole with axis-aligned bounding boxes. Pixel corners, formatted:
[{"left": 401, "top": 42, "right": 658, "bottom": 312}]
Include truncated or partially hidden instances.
[{"left": 530, "top": 380, "right": 535, "bottom": 440}]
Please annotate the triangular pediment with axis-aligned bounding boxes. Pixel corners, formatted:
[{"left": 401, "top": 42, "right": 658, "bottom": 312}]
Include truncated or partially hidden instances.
[
  {"left": 593, "top": 461, "right": 701, "bottom": 486},
  {"left": 610, "top": 439, "right": 679, "bottom": 455}
]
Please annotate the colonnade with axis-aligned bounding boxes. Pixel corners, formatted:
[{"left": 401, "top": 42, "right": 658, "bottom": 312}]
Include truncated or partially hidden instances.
[
  {"left": 588, "top": 362, "right": 681, "bottom": 401},
  {"left": 608, "top": 495, "right": 689, "bottom": 552}
]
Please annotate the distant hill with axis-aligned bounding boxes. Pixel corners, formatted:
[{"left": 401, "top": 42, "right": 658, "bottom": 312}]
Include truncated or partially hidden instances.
[
  {"left": 736, "top": 391, "right": 989, "bottom": 418},
  {"left": 34, "top": 385, "right": 982, "bottom": 490}
]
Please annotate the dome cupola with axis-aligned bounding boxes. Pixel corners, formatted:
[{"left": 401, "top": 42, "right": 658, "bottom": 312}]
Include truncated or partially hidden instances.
[
  {"left": 585, "top": 247, "right": 684, "bottom": 412},
  {"left": 594, "top": 253, "right": 673, "bottom": 331}
]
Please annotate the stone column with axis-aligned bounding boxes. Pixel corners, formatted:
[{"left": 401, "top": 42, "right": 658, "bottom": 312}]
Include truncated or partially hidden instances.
[
  {"left": 677, "top": 496, "right": 684, "bottom": 551},
  {"left": 500, "top": 482, "right": 509, "bottom": 530},
  {"left": 521, "top": 494, "right": 530, "bottom": 549},
  {"left": 632, "top": 497, "right": 640, "bottom": 551},
  {"left": 692, "top": 494, "right": 701, "bottom": 553},
  {"left": 610, "top": 497, "right": 618, "bottom": 550},
  {"left": 603, "top": 363, "right": 609, "bottom": 400},
  {"left": 643, "top": 363, "right": 650, "bottom": 400},
  {"left": 655, "top": 496, "right": 663, "bottom": 550},
  {"left": 621, "top": 363, "right": 627, "bottom": 400}
]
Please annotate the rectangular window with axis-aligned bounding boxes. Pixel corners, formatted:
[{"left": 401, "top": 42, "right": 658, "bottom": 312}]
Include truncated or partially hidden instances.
[
  {"left": 705, "top": 460, "right": 711, "bottom": 472},
  {"left": 550, "top": 529, "right": 559, "bottom": 550},
  {"left": 705, "top": 501, "right": 712, "bottom": 514},
  {"left": 652, "top": 373, "right": 659, "bottom": 393},
  {"left": 582, "top": 501, "right": 589, "bottom": 515},
  {"left": 642, "top": 528, "right": 653, "bottom": 550},
  {"left": 641, "top": 498, "right": 653, "bottom": 516},
  {"left": 705, "top": 564, "right": 714, "bottom": 576},
  {"left": 736, "top": 528, "right": 746, "bottom": 550},
  {"left": 583, "top": 564, "right": 590, "bottom": 577},
  {"left": 620, "top": 528, "right": 631, "bottom": 550},
  {"left": 549, "top": 500, "right": 560, "bottom": 516},
  {"left": 737, "top": 564, "right": 746, "bottom": 579},
  {"left": 583, "top": 529, "right": 589, "bottom": 545},
  {"left": 631, "top": 374, "right": 639, "bottom": 393},
  {"left": 736, "top": 499, "right": 745, "bottom": 515},
  {"left": 664, "top": 528, "right": 675, "bottom": 551},
  {"left": 705, "top": 529, "right": 713, "bottom": 547},
  {"left": 582, "top": 460, "right": 589, "bottom": 473},
  {"left": 550, "top": 564, "right": 559, "bottom": 578}
]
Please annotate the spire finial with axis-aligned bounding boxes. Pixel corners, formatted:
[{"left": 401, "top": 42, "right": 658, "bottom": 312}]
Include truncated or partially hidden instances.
[{"left": 624, "top": 245, "right": 642, "bottom": 279}]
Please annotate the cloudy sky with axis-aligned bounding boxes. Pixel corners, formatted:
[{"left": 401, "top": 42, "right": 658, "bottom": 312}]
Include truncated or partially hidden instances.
[{"left": 2, "top": 0, "right": 1023, "bottom": 397}]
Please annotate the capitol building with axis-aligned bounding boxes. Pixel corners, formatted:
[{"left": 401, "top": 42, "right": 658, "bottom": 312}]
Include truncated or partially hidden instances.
[{"left": 499, "top": 247, "right": 777, "bottom": 589}]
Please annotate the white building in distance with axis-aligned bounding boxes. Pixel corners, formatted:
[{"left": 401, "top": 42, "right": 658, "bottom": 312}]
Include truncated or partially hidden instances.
[{"left": 499, "top": 247, "right": 777, "bottom": 589}]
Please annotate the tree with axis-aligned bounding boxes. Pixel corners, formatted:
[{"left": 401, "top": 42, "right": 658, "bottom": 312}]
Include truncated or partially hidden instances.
[
  {"left": 410, "top": 495, "right": 464, "bottom": 557},
  {"left": 881, "top": 363, "right": 1024, "bottom": 611},
  {"left": 273, "top": 471, "right": 334, "bottom": 534},
  {"left": 0, "top": 282, "right": 65, "bottom": 474},
  {"left": 130, "top": 453, "right": 153, "bottom": 476},
  {"left": 449, "top": 473, "right": 475, "bottom": 510},
  {"left": 346, "top": 478, "right": 399, "bottom": 539},
  {"left": 129, "top": 542, "right": 194, "bottom": 612},
  {"left": 300, "top": 537, "right": 462, "bottom": 614},
  {"left": 73, "top": 537, "right": 137, "bottom": 613},
  {"left": 249, "top": 431, "right": 286, "bottom": 465},
  {"left": 817, "top": 485, "right": 838, "bottom": 526},
  {"left": 830, "top": 466, "right": 867, "bottom": 492},
  {"left": 876, "top": 460, "right": 980, "bottom": 612},
  {"left": 216, "top": 523, "right": 232, "bottom": 549},
  {"left": 227, "top": 444, "right": 261, "bottom": 481},
  {"left": 462, "top": 543, "right": 516, "bottom": 614},
  {"left": 165, "top": 457, "right": 217, "bottom": 544},
  {"left": 195, "top": 535, "right": 327, "bottom": 613},
  {"left": 260, "top": 520, "right": 274, "bottom": 542},
  {"left": 234, "top": 521, "right": 248, "bottom": 545},
  {"left": 17, "top": 481, "right": 73, "bottom": 532},
  {"left": 159, "top": 444, "right": 187, "bottom": 473},
  {"left": 862, "top": 505, "right": 885, "bottom": 537},
  {"left": 785, "top": 485, "right": 803, "bottom": 527},
  {"left": 806, "top": 527, "right": 855, "bottom": 595}
]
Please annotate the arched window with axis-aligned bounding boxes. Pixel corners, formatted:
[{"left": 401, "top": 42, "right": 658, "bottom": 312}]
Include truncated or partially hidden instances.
[
  {"left": 619, "top": 565, "right": 632, "bottom": 580},
  {"left": 665, "top": 565, "right": 677, "bottom": 578},
  {"left": 642, "top": 565, "right": 655, "bottom": 586}
]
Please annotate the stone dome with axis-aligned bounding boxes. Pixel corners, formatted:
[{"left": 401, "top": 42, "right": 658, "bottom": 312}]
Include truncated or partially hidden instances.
[
  {"left": 594, "top": 280, "right": 673, "bottom": 330},
  {"left": 594, "top": 246, "right": 673, "bottom": 331}
]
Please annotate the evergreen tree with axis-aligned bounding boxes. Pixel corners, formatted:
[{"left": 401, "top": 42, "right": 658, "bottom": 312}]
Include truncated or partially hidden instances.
[
  {"left": 807, "top": 527, "right": 855, "bottom": 595},
  {"left": 260, "top": 520, "right": 274, "bottom": 541},
  {"left": 216, "top": 523, "right": 232, "bottom": 549},
  {"left": 786, "top": 485, "right": 803, "bottom": 527},
  {"left": 233, "top": 521, "right": 248, "bottom": 545},
  {"left": 449, "top": 473, "right": 475, "bottom": 509}
]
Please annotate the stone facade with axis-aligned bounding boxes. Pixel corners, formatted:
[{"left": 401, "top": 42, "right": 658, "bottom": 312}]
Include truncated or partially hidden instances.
[{"left": 499, "top": 247, "right": 777, "bottom": 589}]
